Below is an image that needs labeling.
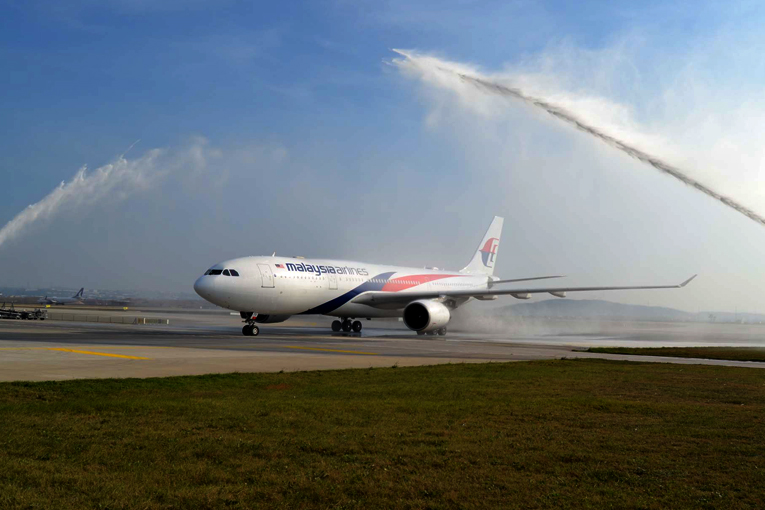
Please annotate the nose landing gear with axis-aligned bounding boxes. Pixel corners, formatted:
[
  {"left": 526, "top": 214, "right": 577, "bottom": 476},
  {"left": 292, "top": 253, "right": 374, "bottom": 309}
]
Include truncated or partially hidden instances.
[
  {"left": 242, "top": 324, "right": 259, "bottom": 336},
  {"left": 240, "top": 312, "right": 259, "bottom": 336}
]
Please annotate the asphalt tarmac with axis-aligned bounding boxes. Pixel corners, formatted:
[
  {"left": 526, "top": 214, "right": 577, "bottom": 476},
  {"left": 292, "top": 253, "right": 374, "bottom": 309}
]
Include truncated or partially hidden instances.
[{"left": 1, "top": 309, "right": 764, "bottom": 381}]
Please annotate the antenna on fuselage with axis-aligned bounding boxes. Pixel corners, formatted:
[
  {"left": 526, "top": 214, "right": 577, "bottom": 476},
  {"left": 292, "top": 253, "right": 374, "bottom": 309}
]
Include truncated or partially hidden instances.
[{"left": 272, "top": 251, "right": 276, "bottom": 256}]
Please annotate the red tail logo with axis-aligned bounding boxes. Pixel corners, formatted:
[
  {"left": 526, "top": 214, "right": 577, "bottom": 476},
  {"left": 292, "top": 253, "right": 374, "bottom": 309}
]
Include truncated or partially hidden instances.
[{"left": 479, "top": 238, "right": 499, "bottom": 267}]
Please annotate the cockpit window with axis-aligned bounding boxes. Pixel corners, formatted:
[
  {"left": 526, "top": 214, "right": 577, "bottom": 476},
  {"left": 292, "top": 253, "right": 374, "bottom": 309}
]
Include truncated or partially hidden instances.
[
  {"left": 223, "top": 269, "right": 231, "bottom": 276},
  {"left": 204, "top": 270, "right": 211, "bottom": 275},
  {"left": 230, "top": 269, "right": 240, "bottom": 277},
  {"left": 209, "top": 269, "right": 223, "bottom": 275}
]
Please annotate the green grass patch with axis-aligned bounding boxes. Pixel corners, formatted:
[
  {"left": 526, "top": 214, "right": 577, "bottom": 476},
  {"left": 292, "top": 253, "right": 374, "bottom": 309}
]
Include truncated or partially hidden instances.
[
  {"left": 1, "top": 360, "right": 765, "bottom": 509},
  {"left": 588, "top": 346, "right": 765, "bottom": 362}
]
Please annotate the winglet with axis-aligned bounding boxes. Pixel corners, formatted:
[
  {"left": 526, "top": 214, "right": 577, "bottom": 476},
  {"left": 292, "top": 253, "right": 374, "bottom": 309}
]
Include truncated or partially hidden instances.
[{"left": 679, "top": 275, "right": 697, "bottom": 287}]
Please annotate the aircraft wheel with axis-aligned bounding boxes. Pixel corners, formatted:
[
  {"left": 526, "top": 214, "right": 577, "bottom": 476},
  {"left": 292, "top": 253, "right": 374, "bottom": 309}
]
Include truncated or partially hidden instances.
[
  {"left": 331, "top": 320, "right": 342, "bottom": 332},
  {"left": 437, "top": 328, "right": 447, "bottom": 336},
  {"left": 416, "top": 331, "right": 425, "bottom": 336},
  {"left": 352, "top": 320, "right": 363, "bottom": 333},
  {"left": 342, "top": 320, "right": 352, "bottom": 333},
  {"left": 242, "top": 325, "right": 259, "bottom": 336}
]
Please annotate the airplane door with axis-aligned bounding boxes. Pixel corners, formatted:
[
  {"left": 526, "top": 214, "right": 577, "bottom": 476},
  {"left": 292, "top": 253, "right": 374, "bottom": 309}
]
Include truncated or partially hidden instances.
[
  {"left": 257, "top": 264, "right": 275, "bottom": 288},
  {"left": 328, "top": 272, "right": 338, "bottom": 290}
]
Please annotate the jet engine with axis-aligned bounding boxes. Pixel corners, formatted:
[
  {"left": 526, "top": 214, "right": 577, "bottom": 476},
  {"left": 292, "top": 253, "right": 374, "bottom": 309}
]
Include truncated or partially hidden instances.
[
  {"left": 253, "top": 314, "right": 292, "bottom": 324},
  {"left": 403, "top": 300, "right": 451, "bottom": 333}
]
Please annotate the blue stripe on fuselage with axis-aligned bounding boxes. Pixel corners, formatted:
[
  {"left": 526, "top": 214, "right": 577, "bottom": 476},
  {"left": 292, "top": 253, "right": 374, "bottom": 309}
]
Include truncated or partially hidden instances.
[{"left": 299, "top": 272, "right": 395, "bottom": 315}]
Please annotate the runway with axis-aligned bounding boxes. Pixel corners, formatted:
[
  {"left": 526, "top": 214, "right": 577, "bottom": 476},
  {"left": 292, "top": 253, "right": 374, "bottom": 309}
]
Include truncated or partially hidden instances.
[{"left": 1, "top": 309, "right": 764, "bottom": 381}]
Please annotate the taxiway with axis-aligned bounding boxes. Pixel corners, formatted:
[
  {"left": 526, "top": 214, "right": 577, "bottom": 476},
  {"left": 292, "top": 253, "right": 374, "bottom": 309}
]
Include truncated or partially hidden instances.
[{"left": 1, "top": 309, "right": 764, "bottom": 381}]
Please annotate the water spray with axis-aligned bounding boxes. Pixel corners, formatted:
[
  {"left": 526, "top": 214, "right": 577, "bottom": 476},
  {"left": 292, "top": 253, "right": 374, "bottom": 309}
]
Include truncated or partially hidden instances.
[
  {"left": 394, "top": 50, "right": 765, "bottom": 228},
  {"left": 0, "top": 140, "right": 209, "bottom": 251}
]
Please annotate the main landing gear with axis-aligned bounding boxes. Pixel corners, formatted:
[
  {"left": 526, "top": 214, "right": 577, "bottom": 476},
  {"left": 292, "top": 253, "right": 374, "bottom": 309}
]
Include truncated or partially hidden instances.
[
  {"left": 331, "top": 319, "right": 362, "bottom": 333},
  {"left": 417, "top": 327, "right": 447, "bottom": 336}
]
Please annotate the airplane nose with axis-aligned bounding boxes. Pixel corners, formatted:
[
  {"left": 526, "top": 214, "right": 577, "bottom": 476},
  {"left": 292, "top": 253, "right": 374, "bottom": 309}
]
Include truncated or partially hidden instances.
[{"left": 194, "top": 275, "right": 216, "bottom": 301}]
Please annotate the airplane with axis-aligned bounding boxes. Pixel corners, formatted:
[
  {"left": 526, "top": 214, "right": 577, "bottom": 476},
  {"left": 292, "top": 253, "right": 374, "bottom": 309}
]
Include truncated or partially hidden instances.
[
  {"left": 193, "top": 217, "right": 696, "bottom": 336},
  {"left": 38, "top": 288, "right": 85, "bottom": 305}
]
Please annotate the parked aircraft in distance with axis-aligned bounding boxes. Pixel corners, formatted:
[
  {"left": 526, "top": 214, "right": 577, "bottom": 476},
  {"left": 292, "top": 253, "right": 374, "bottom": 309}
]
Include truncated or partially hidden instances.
[
  {"left": 194, "top": 217, "right": 695, "bottom": 336},
  {"left": 38, "top": 288, "right": 84, "bottom": 305}
]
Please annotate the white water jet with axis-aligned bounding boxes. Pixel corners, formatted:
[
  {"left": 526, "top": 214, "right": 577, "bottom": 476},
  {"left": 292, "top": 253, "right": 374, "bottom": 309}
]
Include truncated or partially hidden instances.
[
  {"left": 0, "top": 139, "right": 213, "bottom": 250},
  {"left": 392, "top": 49, "right": 765, "bottom": 228}
]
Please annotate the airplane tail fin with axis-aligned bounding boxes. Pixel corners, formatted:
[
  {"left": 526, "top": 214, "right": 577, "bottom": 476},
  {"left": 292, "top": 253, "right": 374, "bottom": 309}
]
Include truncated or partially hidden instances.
[
  {"left": 460, "top": 216, "right": 504, "bottom": 276},
  {"left": 73, "top": 288, "right": 84, "bottom": 299}
]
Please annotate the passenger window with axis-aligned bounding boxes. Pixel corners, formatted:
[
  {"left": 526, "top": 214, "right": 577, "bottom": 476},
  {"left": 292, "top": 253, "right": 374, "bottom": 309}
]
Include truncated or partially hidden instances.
[
  {"left": 230, "top": 269, "right": 239, "bottom": 277},
  {"left": 223, "top": 269, "right": 231, "bottom": 276},
  {"left": 210, "top": 269, "right": 223, "bottom": 275}
]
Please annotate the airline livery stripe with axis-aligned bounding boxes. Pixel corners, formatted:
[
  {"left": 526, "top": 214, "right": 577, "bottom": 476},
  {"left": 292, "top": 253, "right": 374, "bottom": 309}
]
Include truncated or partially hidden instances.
[
  {"left": 299, "top": 272, "right": 395, "bottom": 315},
  {"left": 298, "top": 272, "right": 464, "bottom": 315},
  {"left": 381, "top": 274, "right": 463, "bottom": 292}
]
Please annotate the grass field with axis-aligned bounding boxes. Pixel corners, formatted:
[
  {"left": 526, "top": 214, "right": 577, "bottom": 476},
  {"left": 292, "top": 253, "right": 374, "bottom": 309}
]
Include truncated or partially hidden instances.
[
  {"left": 1, "top": 360, "right": 764, "bottom": 509},
  {"left": 588, "top": 346, "right": 765, "bottom": 362}
]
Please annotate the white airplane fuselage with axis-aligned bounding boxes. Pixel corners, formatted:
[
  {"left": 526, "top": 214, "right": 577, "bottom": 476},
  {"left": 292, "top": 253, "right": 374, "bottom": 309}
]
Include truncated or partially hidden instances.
[{"left": 193, "top": 256, "right": 489, "bottom": 319}]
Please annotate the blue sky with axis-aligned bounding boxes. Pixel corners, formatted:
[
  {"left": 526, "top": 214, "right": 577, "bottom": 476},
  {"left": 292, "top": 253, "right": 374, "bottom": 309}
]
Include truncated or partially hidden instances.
[
  {"left": 1, "top": 0, "right": 733, "bottom": 198},
  {"left": 2, "top": 0, "right": 765, "bottom": 312}
]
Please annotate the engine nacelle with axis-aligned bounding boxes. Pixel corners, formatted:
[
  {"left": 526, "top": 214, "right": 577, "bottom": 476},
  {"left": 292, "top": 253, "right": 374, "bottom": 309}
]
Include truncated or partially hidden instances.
[
  {"left": 253, "top": 314, "right": 292, "bottom": 324},
  {"left": 403, "top": 300, "right": 451, "bottom": 333}
]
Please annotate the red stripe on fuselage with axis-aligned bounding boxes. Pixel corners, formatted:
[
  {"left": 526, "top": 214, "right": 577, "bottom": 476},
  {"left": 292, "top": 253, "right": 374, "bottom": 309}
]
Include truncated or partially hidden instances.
[{"left": 381, "top": 274, "right": 462, "bottom": 293}]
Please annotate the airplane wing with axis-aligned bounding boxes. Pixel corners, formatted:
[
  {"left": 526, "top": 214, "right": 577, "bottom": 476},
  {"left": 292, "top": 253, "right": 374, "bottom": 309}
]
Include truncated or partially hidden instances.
[{"left": 352, "top": 275, "right": 697, "bottom": 308}]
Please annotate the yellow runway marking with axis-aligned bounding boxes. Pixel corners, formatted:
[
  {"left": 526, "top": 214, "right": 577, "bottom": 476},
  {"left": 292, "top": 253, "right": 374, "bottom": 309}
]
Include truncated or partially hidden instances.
[
  {"left": 47, "top": 348, "right": 151, "bottom": 360},
  {"left": 0, "top": 346, "right": 167, "bottom": 350},
  {"left": 286, "top": 346, "right": 378, "bottom": 356}
]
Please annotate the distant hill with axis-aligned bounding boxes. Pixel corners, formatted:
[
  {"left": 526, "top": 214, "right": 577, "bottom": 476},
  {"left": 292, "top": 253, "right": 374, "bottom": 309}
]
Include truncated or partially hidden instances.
[
  {"left": 497, "top": 299, "right": 765, "bottom": 324},
  {"left": 502, "top": 299, "right": 692, "bottom": 321}
]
